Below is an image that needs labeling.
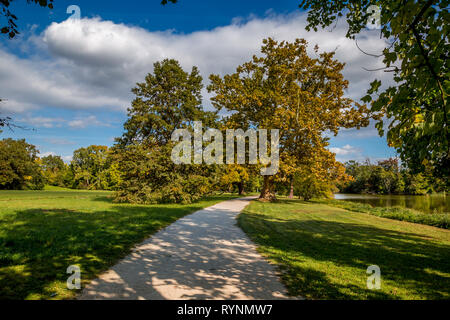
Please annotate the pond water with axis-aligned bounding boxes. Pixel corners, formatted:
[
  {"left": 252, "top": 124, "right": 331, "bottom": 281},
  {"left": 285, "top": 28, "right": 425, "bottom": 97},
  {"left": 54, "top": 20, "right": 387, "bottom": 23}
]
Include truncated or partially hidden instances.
[{"left": 334, "top": 193, "right": 449, "bottom": 214}]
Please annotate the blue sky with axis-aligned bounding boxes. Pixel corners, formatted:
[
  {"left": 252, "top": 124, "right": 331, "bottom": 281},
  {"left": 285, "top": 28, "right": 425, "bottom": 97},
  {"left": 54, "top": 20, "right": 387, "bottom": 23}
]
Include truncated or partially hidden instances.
[{"left": 0, "top": 0, "right": 397, "bottom": 163}]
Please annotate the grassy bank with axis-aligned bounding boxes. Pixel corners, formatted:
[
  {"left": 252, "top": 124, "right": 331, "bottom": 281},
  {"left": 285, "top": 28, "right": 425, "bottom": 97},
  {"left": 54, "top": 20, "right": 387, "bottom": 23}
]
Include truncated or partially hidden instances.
[
  {"left": 0, "top": 189, "right": 238, "bottom": 300},
  {"left": 319, "top": 200, "right": 449, "bottom": 229},
  {"left": 238, "top": 199, "right": 450, "bottom": 299}
]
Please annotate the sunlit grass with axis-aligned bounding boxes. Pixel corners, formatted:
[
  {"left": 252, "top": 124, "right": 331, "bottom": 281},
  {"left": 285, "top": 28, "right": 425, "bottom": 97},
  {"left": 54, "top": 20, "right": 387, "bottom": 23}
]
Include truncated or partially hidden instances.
[
  {"left": 319, "top": 199, "right": 449, "bottom": 229},
  {"left": 238, "top": 199, "right": 450, "bottom": 300},
  {"left": 0, "top": 189, "right": 238, "bottom": 300}
]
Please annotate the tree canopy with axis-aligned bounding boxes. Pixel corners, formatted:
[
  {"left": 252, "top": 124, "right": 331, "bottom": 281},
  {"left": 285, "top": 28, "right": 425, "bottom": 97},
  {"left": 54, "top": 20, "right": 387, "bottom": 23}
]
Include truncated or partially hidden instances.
[
  {"left": 41, "top": 154, "right": 67, "bottom": 187},
  {"left": 208, "top": 38, "right": 371, "bottom": 200},
  {"left": 0, "top": 138, "right": 44, "bottom": 190},
  {"left": 300, "top": 0, "right": 449, "bottom": 180},
  {"left": 113, "top": 59, "right": 220, "bottom": 204}
]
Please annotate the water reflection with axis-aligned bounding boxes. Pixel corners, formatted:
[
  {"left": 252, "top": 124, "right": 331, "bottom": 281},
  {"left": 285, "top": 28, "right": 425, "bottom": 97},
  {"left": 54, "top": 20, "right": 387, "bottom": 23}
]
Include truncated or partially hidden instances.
[{"left": 334, "top": 194, "right": 449, "bottom": 214}]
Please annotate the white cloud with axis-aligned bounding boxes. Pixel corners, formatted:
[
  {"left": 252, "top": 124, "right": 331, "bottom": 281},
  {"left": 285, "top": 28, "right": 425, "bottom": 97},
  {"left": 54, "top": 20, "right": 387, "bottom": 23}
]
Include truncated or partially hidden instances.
[
  {"left": 334, "top": 125, "right": 380, "bottom": 139},
  {"left": 39, "top": 151, "right": 56, "bottom": 157},
  {"left": 17, "top": 115, "right": 65, "bottom": 128},
  {"left": 329, "top": 144, "right": 364, "bottom": 162},
  {"left": 16, "top": 114, "right": 109, "bottom": 129},
  {"left": 62, "top": 155, "right": 73, "bottom": 163},
  {"left": 0, "top": 13, "right": 393, "bottom": 115},
  {"left": 44, "top": 138, "right": 75, "bottom": 145},
  {"left": 68, "top": 115, "right": 103, "bottom": 128},
  {"left": 330, "top": 144, "right": 360, "bottom": 156}
]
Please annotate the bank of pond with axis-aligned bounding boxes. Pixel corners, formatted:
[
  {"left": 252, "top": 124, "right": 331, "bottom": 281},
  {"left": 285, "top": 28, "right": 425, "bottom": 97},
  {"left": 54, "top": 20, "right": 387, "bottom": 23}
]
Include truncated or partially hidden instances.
[
  {"left": 334, "top": 193, "right": 448, "bottom": 214},
  {"left": 325, "top": 193, "right": 449, "bottom": 229}
]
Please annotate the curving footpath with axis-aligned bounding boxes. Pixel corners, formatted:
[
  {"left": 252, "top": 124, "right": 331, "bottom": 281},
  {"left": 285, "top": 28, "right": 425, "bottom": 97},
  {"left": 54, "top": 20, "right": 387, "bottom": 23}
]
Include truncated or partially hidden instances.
[{"left": 79, "top": 196, "right": 291, "bottom": 300}]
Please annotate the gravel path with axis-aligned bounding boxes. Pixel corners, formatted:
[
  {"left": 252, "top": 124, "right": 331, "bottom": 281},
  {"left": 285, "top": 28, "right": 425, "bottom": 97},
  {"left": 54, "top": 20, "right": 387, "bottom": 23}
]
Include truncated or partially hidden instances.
[{"left": 79, "top": 196, "right": 291, "bottom": 300}]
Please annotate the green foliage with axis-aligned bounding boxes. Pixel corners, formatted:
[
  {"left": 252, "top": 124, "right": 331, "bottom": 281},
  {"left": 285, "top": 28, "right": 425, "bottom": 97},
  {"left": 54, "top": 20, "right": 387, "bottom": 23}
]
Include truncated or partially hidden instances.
[
  {"left": 114, "top": 59, "right": 218, "bottom": 204},
  {"left": 342, "top": 158, "right": 445, "bottom": 194},
  {"left": 113, "top": 143, "right": 220, "bottom": 204},
  {"left": 403, "top": 172, "right": 429, "bottom": 195},
  {"left": 294, "top": 174, "right": 332, "bottom": 201},
  {"left": 208, "top": 38, "right": 371, "bottom": 201},
  {"left": 118, "top": 59, "right": 216, "bottom": 147},
  {"left": 294, "top": 175, "right": 326, "bottom": 201},
  {"left": 0, "top": 138, "right": 44, "bottom": 190},
  {"left": 218, "top": 165, "right": 262, "bottom": 195},
  {"left": 323, "top": 199, "right": 449, "bottom": 229},
  {"left": 292, "top": 148, "right": 350, "bottom": 200},
  {"left": 41, "top": 155, "right": 68, "bottom": 187},
  {"left": 300, "top": 0, "right": 449, "bottom": 179},
  {"left": 70, "top": 145, "right": 113, "bottom": 190}
]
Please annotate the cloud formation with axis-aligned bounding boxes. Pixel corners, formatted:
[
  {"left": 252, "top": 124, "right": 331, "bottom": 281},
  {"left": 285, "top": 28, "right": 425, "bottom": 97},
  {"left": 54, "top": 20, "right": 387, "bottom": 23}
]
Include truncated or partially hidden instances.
[
  {"left": 17, "top": 114, "right": 109, "bottom": 129},
  {"left": 329, "top": 144, "right": 364, "bottom": 162},
  {"left": 330, "top": 144, "right": 361, "bottom": 156},
  {"left": 0, "top": 12, "right": 392, "bottom": 116},
  {"left": 68, "top": 115, "right": 104, "bottom": 128}
]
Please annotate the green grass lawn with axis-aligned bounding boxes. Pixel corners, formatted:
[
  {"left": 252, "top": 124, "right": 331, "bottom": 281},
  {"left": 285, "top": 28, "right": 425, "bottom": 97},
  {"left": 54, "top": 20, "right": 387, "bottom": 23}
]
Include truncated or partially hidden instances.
[
  {"left": 238, "top": 199, "right": 450, "bottom": 300},
  {"left": 318, "top": 199, "right": 449, "bottom": 229},
  {"left": 0, "top": 188, "right": 238, "bottom": 300}
]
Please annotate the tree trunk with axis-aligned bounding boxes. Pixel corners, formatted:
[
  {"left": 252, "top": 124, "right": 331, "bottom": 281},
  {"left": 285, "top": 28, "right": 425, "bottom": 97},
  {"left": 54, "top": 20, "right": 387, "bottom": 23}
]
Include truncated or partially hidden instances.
[
  {"left": 259, "top": 175, "right": 277, "bottom": 201},
  {"left": 237, "top": 182, "right": 244, "bottom": 195},
  {"left": 288, "top": 178, "right": 294, "bottom": 199}
]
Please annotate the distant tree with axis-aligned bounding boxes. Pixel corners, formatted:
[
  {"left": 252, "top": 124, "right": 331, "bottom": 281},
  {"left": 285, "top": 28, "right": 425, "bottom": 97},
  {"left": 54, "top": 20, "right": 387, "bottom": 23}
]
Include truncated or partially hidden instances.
[
  {"left": 70, "top": 145, "right": 110, "bottom": 190},
  {"left": 403, "top": 171, "right": 430, "bottom": 195},
  {"left": 209, "top": 38, "right": 373, "bottom": 201},
  {"left": 300, "top": 0, "right": 449, "bottom": 179},
  {"left": 340, "top": 158, "right": 446, "bottom": 195},
  {"left": 365, "top": 158, "right": 405, "bottom": 194},
  {"left": 0, "top": 138, "right": 44, "bottom": 190},
  {"left": 41, "top": 154, "right": 67, "bottom": 187}
]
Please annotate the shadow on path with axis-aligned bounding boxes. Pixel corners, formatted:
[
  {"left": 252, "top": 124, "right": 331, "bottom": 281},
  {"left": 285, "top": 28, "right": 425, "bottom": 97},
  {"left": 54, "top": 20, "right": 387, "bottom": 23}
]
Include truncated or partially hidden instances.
[{"left": 79, "top": 197, "right": 292, "bottom": 300}]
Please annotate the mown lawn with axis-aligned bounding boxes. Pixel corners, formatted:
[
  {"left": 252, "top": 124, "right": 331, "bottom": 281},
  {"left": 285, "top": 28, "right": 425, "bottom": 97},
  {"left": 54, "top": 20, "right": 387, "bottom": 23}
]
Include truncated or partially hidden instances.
[
  {"left": 0, "top": 188, "right": 238, "bottom": 300},
  {"left": 317, "top": 199, "right": 449, "bottom": 229},
  {"left": 238, "top": 199, "right": 450, "bottom": 300}
]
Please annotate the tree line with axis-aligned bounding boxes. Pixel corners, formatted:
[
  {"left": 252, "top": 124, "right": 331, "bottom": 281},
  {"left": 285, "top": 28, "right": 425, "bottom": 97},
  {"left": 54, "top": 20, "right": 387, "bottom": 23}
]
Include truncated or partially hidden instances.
[
  {"left": 3, "top": 138, "right": 446, "bottom": 197},
  {"left": 0, "top": 140, "right": 119, "bottom": 191},
  {"left": 340, "top": 158, "right": 447, "bottom": 195}
]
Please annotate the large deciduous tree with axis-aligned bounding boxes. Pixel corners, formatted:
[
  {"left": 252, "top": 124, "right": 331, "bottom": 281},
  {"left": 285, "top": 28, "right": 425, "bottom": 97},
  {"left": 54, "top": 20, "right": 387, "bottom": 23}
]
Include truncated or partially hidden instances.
[
  {"left": 113, "top": 59, "right": 219, "bottom": 204},
  {"left": 41, "top": 154, "right": 67, "bottom": 187},
  {"left": 0, "top": 138, "right": 44, "bottom": 190},
  {"left": 208, "top": 38, "right": 372, "bottom": 201},
  {"left": 70, "top": 145, "right": 111, "bottom": 190},
  {"left": 300, "top": 0, "right": 449, "bottom": 180}
]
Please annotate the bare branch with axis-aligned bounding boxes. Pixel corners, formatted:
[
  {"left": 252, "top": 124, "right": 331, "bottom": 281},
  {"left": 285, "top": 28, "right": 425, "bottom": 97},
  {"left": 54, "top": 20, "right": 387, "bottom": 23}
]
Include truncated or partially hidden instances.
[{"left": 355, "top": 39, "right": 383, "bottom": 58}]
